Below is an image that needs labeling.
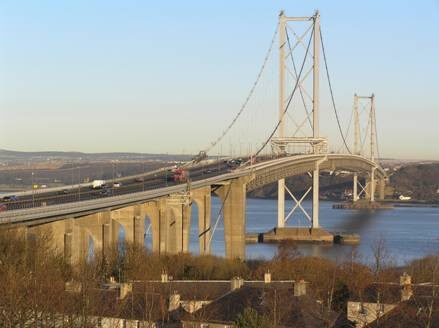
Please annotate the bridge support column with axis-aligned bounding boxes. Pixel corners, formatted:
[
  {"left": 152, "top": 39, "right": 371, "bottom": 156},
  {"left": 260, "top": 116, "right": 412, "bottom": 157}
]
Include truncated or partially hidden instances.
[
  {"left": 73, "top": 211, "right": 120, "bottom": 261},
  {"left": 102, "top": 222, "right": 111, "bottom": 258},
  {"left": 63, "top": 223, "right": 88, "bottom": 264},
  {"left": 312, "top": 168, "right": 320, "bottom": 229},
  {"left": 133, "top": 215, "right": 145, "bottom": 247},
  {"left": 370, "top": 167, "right": 376, "bottom": 202},
  {"left": 111, "top": 206, "right": 145, "bottom": 246},
  {"left": 165, "top": 194, "right": 192, "bottom": 254},
  {"left": 193, "top": 186, "right": 212, "bottom": 255},
  {"left": 63, "top": 221, "right": 85, "bottom": 265},
  {"left": 158, "top": 206, "right": 168, "bottom": 253},
  {"left": 138, "top": 202, "right": 161, "bottom": 253},
  {"left": 378, "top": 178, "right": 386, "bottom": 201},
  {"left": 27, "top": 218, "right": 89, "bottom": 265},
  {"left": 214, "top": 177, "right": 250, "bottom": 260},
  {"left": 353, "top": 174, "right": 358, "bottom": 202},
  {"left": 277, "top": 179, "right": 285, "bottom": 228}
]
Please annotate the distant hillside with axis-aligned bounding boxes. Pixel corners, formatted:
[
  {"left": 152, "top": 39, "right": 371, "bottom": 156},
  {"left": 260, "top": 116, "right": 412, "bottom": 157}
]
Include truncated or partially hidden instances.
[
  {"left": 249, "top": 163, "right": 439, "bottom": 203},
  {"left": 0, "top": 149, "right": 193, "bottom": 162},
  {"left": 389, "top": 163, "right": 439, "bottom": 202}
]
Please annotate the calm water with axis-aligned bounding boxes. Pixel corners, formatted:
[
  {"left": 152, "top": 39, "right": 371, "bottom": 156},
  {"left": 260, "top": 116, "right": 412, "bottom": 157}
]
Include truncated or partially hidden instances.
[
  {"left": 4, "top": 189, "right": 437, "bottom": 265},
  {"left": 174, "top": 197, "right": 439, "bottom": 265}
]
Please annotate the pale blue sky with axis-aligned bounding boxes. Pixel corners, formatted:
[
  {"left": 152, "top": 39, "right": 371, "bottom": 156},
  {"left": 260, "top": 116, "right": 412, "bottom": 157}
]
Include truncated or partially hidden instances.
[{"left": 1, "top": 1, "right": 438, "bottom": 159}]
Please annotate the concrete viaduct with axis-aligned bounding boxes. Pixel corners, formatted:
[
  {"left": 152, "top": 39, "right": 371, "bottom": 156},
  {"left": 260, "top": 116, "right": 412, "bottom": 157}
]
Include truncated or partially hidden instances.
[{"left": 0, "top": 154, "right": 386, "bottom": 262}]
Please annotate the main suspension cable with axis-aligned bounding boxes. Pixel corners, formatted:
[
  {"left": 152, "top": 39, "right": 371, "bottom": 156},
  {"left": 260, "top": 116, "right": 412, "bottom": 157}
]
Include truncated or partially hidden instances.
[
  {"left": 251, "top": 27, "right": 314, "bottom": 159},
  {"left": 373, "top": 104, "right": 382, "bottom": 164},
  {"left": 201, "top": 23, "right": 279, "bottom": 155},
  {"left": 320, "top": 29, "right": 352, "bottom": 154},
  {"left": 337, "top": 105, "right": 354, "bottom": 153}
]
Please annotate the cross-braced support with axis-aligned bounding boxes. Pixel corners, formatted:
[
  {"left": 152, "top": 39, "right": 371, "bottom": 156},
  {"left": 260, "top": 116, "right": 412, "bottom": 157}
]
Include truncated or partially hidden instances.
[
  {"left": 284, "top": 185, "right": 312, "bottom": 225},
  {"left": 275, "top": 10, "right": 325, "bottom": 229},
  {"left": 279, "top": 157, "right": 325, "bottom": 229},
  {"left": 355, "top": 178, "right": 368, "bottom": 200}
]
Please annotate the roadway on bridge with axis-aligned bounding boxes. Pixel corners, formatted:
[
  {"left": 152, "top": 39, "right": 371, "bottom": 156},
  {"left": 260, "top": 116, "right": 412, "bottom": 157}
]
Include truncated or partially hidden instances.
[
  {"left": 0, "top": 153, "right": 384, "bottom": 227},
  {"left": 1, "top": 160, "right": 234, "bottom": 212}
]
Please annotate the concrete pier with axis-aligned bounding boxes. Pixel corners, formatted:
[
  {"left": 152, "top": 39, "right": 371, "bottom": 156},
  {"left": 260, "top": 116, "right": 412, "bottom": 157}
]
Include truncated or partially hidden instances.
[
  {"left": 256, "top": 227, "right": 334, "bottom": 244},
  {"left": 214, "top": 177, "right": 250, "bottom": 260},
  {"left": 332, "top": 200, "right": 393, "bottom": 210}
]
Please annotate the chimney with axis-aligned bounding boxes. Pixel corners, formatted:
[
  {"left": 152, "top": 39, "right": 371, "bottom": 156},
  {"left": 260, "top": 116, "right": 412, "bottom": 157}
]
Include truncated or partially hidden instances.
[
  {"left": 264, "top": 271, "right": 272, "bottom": 283},
  {"left": 161, "top": 271, "right": 169, "bottom": 283},
  {"left": 231, "top": 277, "right": 244, "bottom": 291},
  {"left": 294, "top": 280, "right": 307, "bottom": 296},
  {"left": 168, "top": 292, "right": 181, "bottom": 311},
  {"left": 119, "top": 283, "right": 132, "bottom": 300},
  {"left": 400, "top": 272, "right": 413, "bottom": 301}
]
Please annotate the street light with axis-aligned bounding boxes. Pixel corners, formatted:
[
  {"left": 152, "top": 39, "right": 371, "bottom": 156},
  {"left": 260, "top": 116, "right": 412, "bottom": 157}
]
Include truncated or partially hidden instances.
[
  {"left": 112, "top": 161, "right": 115, "bottom": 195},
  {"left": 31, "top": 171, "right": 35, "bottom": 208},
  {"left": 78, "top": 165, "right": 81, "bottom": 201}
]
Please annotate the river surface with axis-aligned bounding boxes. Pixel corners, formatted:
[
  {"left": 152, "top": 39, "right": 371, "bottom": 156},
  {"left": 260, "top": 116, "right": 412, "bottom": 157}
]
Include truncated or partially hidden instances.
[
  {"left": 3, "top": 191, "right": 438, "bottom": 265},
  {"left": 170, "top": 197, "right": 439, "bottom": 265}
]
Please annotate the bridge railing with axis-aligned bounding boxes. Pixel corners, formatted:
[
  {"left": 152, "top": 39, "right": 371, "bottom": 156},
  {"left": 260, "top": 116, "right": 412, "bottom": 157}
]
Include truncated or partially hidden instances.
[{"left": 0, "top": 169, "right": 248, "bottom": 224}]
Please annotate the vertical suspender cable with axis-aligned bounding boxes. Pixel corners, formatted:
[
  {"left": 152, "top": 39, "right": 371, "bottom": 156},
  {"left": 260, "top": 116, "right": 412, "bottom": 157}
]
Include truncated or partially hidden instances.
[
  {"left": 319, "top": 29, "right": 351, "bottom": 154},
  {"left": 251, "top": 27, "right": 314, "bottom": 159}
]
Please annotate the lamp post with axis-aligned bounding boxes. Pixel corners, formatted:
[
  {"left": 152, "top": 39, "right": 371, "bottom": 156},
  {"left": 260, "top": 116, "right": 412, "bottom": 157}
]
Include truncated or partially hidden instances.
[
  {"left": 31, "top": 171, "right": 35, "bottom": 208},
  {"left": 78, "top": 165, "right": 81, "bottom": 201},
  {"left": 112, "top": 161, "right": 115, "bottom": 195}
]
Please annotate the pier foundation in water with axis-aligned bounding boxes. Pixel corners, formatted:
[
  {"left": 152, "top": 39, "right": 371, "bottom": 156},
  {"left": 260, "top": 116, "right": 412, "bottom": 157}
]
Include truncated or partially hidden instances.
[{"left": 246, "top": 227, "right": 360, "bottom": 245}]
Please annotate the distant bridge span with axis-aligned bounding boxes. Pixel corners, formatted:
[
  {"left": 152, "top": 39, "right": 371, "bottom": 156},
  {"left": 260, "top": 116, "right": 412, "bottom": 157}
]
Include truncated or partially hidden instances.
[{"left": 246, "top": 154, "right": 385, "bottom": 191}]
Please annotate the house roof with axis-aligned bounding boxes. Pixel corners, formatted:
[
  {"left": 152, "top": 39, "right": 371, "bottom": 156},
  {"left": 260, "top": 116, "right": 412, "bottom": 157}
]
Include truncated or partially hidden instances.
[
  {"left": 367, "top": 297, "right": 439, "bottom": 328},
  {"left": 352, "top": 282, "right": 439, "bottom": 304},
  {"left": 61, "top": 286, "right": 170, "bottom": 323},
  {"left": 133, "top": 281, "right": 231, "bottom": 300},
  {"left": 182, "top": 286, "right": 337, "bottom": 328},
  {"left": 132, "top": 280, "right": 295, "bottom": 301}
]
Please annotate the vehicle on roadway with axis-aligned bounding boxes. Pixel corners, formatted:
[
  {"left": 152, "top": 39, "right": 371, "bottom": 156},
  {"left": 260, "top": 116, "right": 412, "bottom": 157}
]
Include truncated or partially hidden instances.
[
  {"left": 99, "top": 188, "right": 111, "bottom": 196},
  {"left": 91, "top": 180, "right": 106, "bottom": 189},
  {"left": 0, "top": 203, "right": 7, "bottom": 212},
  {"left": 58, "top": 189, "right": 69, "bottom": 195},
  {"left": 227, "top": 158, "right": 243, "bottom": 167},
  {"left": 166, "top": 167, "right": 187, "bottom": 182},
  {"left": 113, "top": 182, "right": 121, "bottom": 188},
  {"left": 134, "top": 177, "right": 144, "bottom": 183},
  {"left": 2, "top": 195, "right": 18, "bottom": 202}
]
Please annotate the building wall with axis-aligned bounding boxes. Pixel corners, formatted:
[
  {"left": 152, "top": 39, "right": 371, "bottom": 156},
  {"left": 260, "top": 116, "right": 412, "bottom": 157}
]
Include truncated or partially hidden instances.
[
  {"left": 182, "top": 320, "right": 232, "bottom": 328},
  {"left": 347, "top": 301, "right": 396, "bottom": 328}
]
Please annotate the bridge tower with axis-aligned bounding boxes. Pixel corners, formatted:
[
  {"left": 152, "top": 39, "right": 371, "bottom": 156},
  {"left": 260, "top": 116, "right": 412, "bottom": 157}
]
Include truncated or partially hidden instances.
[
  {"left": 352, "top": 93, "right": 379, "bottom": 201},
  {"left": 272, "top": 11, "right": 326, "bottom": 229}
]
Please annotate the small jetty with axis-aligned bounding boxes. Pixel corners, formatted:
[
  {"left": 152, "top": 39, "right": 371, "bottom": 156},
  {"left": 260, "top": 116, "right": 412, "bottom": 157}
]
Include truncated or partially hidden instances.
[{"left": 332, "top": 200, "right": 393, "bottom": 210}]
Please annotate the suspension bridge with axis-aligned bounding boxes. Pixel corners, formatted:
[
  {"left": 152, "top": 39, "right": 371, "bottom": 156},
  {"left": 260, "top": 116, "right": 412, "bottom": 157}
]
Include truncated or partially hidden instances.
[{"left": 0, "top": 11, "right": 386, "bottom": 261}]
